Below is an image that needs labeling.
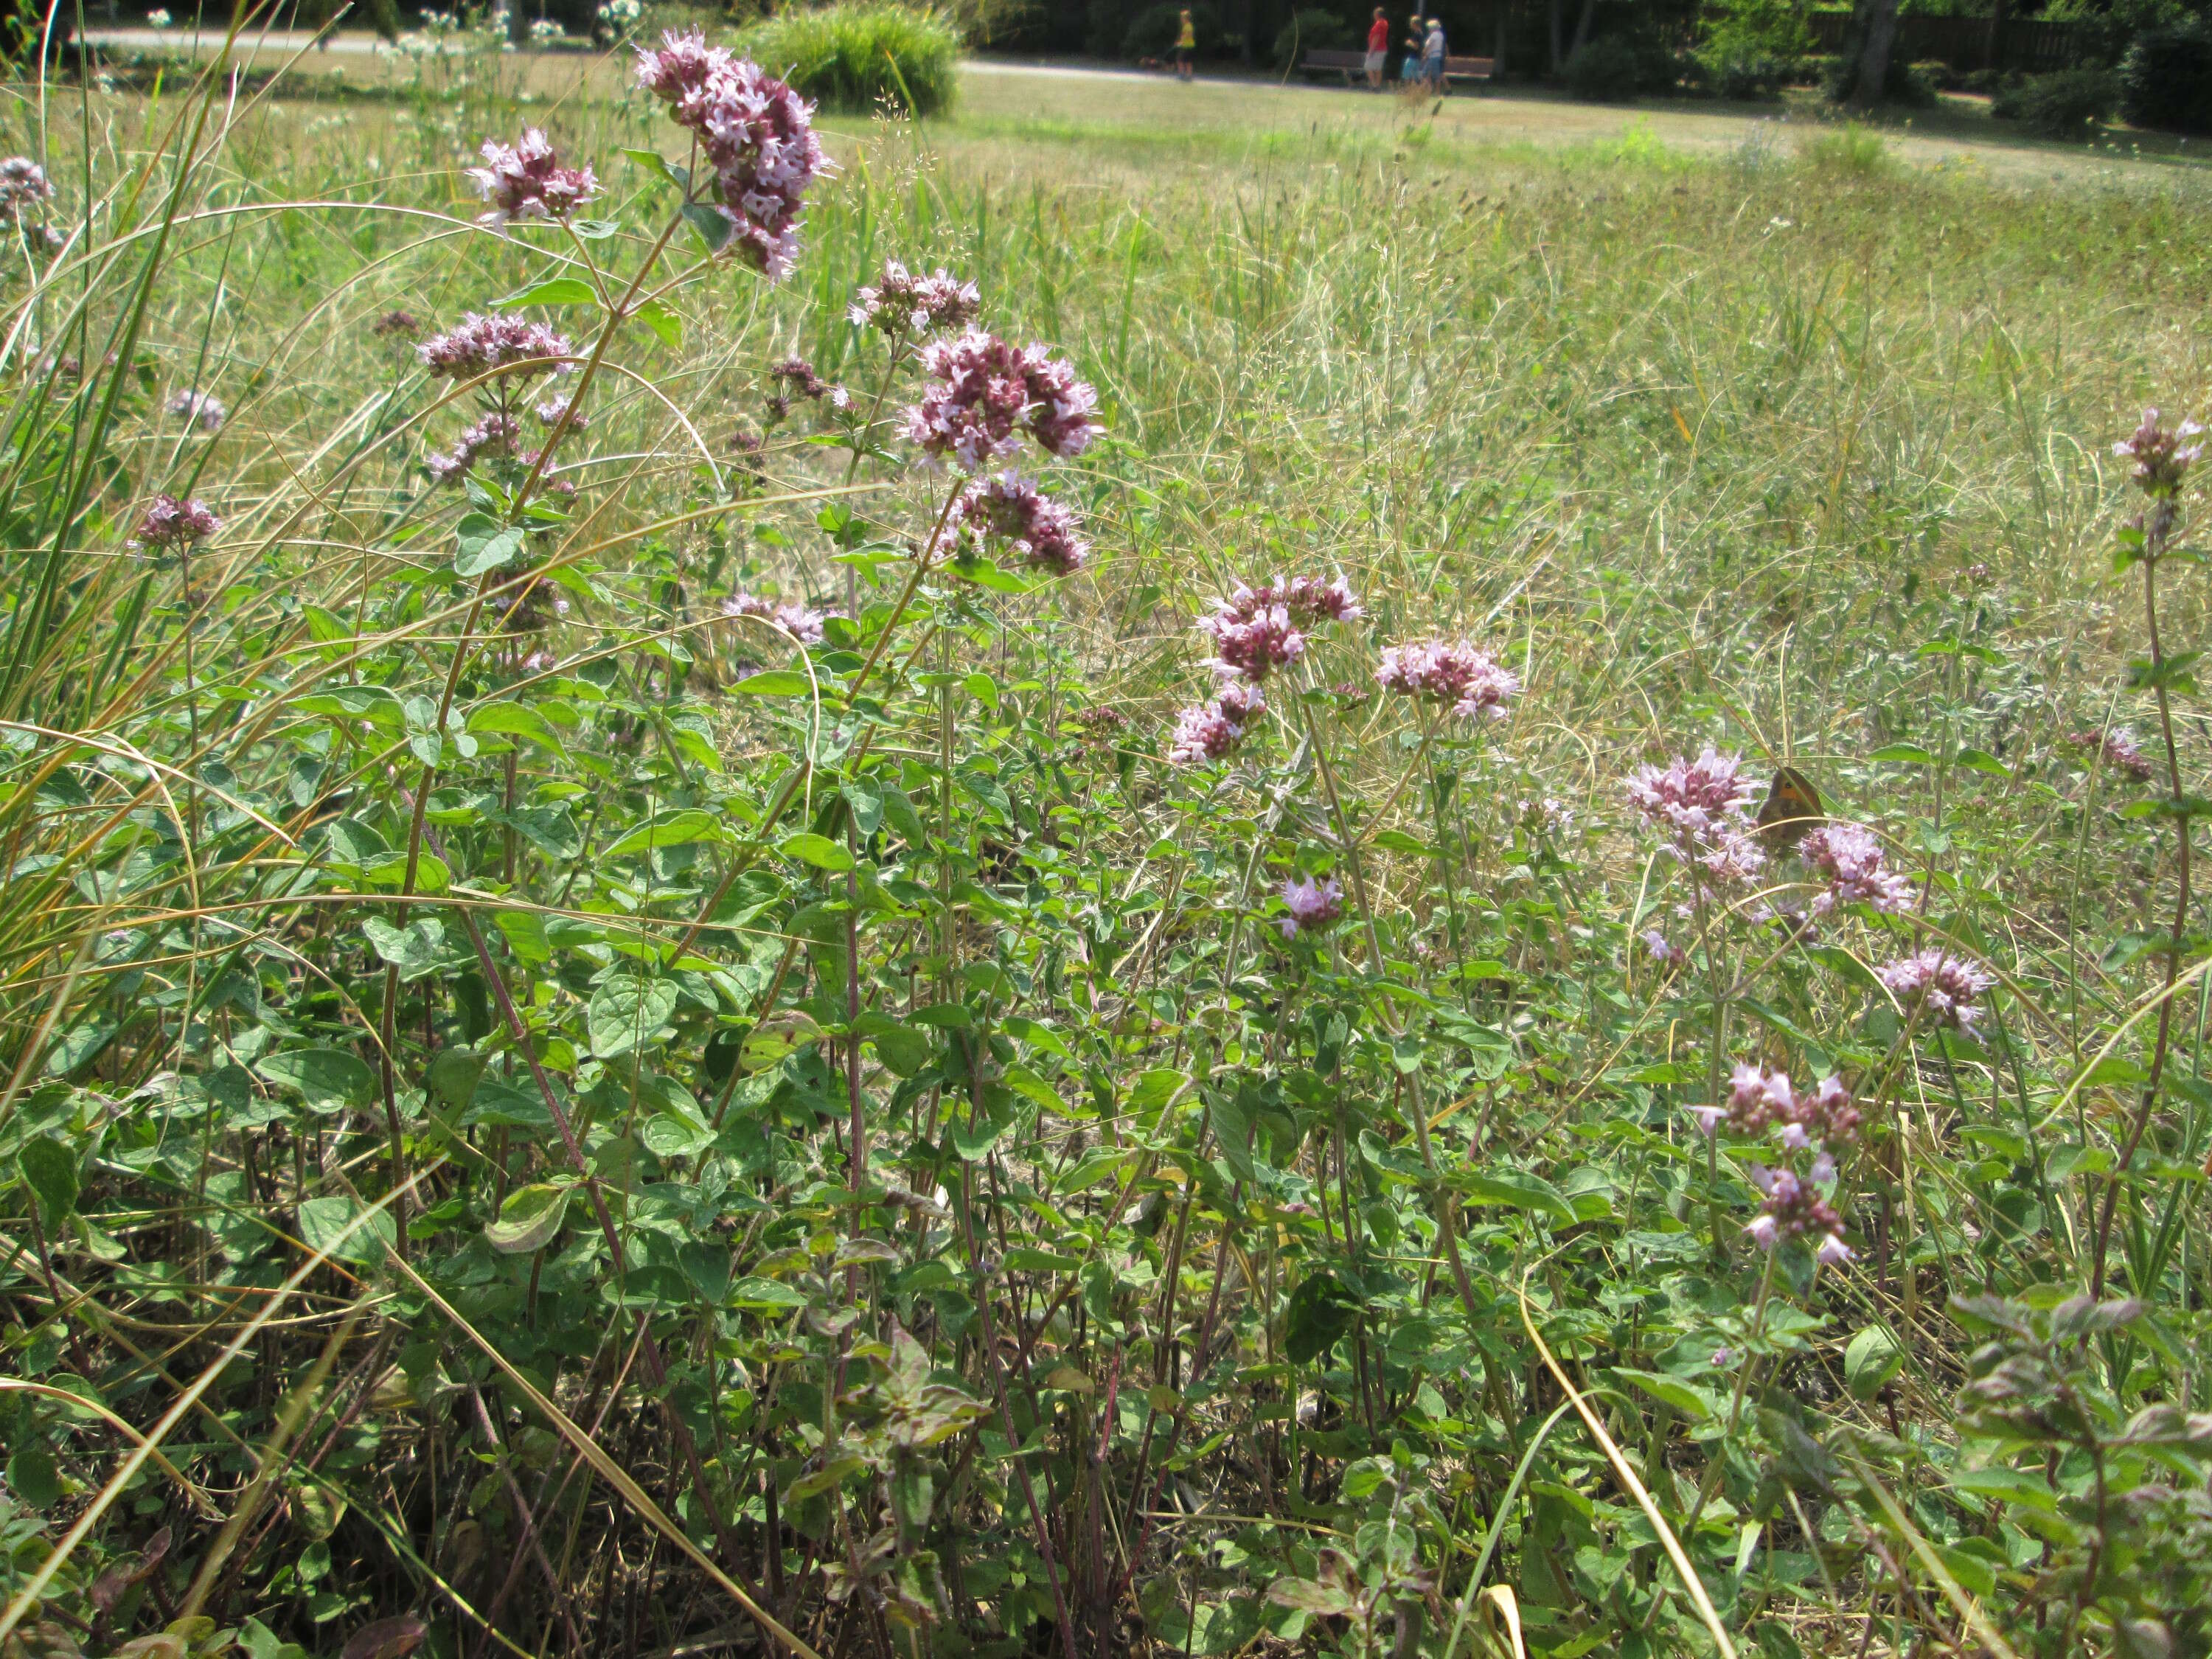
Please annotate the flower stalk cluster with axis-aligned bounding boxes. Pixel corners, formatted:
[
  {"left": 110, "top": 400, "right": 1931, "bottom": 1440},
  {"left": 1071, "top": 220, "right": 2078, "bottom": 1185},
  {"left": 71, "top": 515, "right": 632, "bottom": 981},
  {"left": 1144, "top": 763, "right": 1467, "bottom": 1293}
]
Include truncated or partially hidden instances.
[
  {"left": 903, "top": 330, "right": 1100, "bottom": 470},
  {"left": 955, "top": 474, "right": 1088, "bottom": 576},
  {"left": 1375, "top": 639, "right": 1519, "bottom": 723},
  {"left": 1693, "top": 1063, "right": 1859, "bottom": 1264},
  {"left": 1624, "top": 747, "right": 1766, "bottom": 897},
  {"left": 1797, "top": 822, "right": 1915, "bottom": 916},
  {"left": 850, "top": 262, "right": 981, "bottom": 337},
  {"left": 131, "top": 494, "right": 220, "bottom": 552},
  {"left": 633, "top": 29, "right": 829, "bottom": 280},
  {"left": 467, "top": 129, "right": 599, "bottom": 226},
  {"left": 1875, "top": 949, "right": 1996, "bottom": 1035}
]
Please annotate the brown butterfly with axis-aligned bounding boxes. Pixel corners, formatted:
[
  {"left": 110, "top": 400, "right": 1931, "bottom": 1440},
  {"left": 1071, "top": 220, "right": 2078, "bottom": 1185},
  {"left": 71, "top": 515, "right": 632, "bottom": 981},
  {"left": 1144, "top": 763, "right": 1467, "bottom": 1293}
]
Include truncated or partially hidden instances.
[{"left": 1755, "top": 765, "right": 1826, "bottom": 852}]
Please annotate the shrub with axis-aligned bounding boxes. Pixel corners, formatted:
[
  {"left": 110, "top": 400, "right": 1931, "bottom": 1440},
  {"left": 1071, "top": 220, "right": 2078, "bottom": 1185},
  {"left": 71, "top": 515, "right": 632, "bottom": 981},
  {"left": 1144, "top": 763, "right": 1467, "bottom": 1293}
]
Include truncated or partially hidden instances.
[
  {"left": 2120, "top": 24, "right": 2212, "bottom": 134},
  {"left": 1271, "top": 5, "right": 1349, "bottom": 69},
  {"left": 1564, "top": 35, "right": 1645, "bottom": 101},
  {"left": 1698, "top": 0, "right": 1810, "bottom": 65},
  {"left": 1992, "top": 67, "right": 2118, "bottom": 139},
  {"left": 1799, "top": 119, "right": 1891, "bottom": 174},
  {"left": 1122, "top": 0, "right": 1219, "bottom": 58},
  {"left": 739, "top": 2, "right": 961, "bottom": 116},
  {"left": 1697, "top": 47, "right": 1794, "bottom": 100}
]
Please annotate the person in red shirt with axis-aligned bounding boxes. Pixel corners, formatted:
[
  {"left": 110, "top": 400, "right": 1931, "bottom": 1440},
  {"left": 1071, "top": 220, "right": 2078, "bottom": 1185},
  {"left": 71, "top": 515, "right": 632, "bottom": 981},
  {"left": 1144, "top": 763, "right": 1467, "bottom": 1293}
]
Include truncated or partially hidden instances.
[{"left": 1364, "top": 7, "right": 1390, "bottom": 87}]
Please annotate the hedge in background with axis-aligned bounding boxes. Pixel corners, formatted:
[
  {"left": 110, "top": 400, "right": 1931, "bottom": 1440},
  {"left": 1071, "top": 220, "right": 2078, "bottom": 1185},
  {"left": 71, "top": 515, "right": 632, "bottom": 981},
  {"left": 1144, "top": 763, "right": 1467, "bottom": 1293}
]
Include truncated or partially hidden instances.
[
  {"left": 2121, "top": 24, "right": 2212, "bottom": 135},
  {"left": 740, "top": 2, "right": 960, "bottom": 116}
]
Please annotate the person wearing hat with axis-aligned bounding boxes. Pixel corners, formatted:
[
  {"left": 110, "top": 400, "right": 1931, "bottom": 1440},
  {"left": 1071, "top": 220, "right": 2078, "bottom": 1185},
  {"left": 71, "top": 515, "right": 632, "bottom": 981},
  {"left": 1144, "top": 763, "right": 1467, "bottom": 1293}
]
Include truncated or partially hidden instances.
[{"left": 1420, "top": 15, "right": 1447, "bottom": 92}]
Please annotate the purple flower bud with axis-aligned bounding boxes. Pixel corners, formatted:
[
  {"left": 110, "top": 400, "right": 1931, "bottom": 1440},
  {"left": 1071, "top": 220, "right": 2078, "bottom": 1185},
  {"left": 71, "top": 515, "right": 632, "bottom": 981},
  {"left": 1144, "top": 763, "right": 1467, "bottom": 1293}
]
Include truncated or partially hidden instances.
[
  {"left": 165, "top": 389, "right": 226, "bottom": 431},
  {"left": 1376, "top": 639, "right": 1520, "bottom": 720},
  {"left": 849, "top": 260, "right": 981, "bottom": 335},
  {"left": 419, "top": 313, "right": 573, "bottom": 382},
  {"left": 1277, "top": 876, "right": 1343, "bottom": 939},
  {"left": 131, "top": 493, "right": 220, "bottom": 551},
  {"left": 1876, "top": 948, "right": 1996, "bottom": 1034},
  {"left": 2114, "top": 408, "right": 2205, "bottom": 497},
  {"left": 467, "top": 128, "right": 599, "bottom": 226}
]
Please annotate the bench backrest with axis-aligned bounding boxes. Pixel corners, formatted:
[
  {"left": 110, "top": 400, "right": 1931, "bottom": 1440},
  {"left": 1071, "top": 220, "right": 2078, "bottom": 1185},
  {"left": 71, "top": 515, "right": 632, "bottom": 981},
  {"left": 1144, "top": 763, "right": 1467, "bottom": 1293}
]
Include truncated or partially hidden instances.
[
  {"left": 1299, "top": 49, "right": 1369, "bottom": 66},
  {"left": 1442, "top": 54, "right": 1494, "bottom": 73}
]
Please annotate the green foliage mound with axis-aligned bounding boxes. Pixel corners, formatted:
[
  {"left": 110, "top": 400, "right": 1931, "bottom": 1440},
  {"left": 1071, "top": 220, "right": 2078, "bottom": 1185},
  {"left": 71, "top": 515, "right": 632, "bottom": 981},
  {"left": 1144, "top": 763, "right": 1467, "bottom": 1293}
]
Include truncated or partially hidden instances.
[
  {"left": 741, "top": 1, "right": 960, "bottom": 115},
  {"left": 2120, "top": 23, "right": 2212, "bottom": 133},
  {"left": 1564, "top": 35, "right": 1649, "bottom": 100},
  {"left": 1991, "top": 67, "right": 2120, "bottom": 139}
]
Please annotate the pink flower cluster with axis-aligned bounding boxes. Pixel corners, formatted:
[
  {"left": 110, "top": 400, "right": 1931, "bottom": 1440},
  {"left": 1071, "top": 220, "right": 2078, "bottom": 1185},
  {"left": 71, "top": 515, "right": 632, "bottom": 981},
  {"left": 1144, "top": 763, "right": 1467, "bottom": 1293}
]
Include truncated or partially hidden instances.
[
  {"left": 166, "top": 390, "right": 226, "bottom": 432},
  {"left": 428, "top": 411, "right": 525, "bottom": 484},
  {"left": 767, "top": 356, "right": 849, "bottom": 421},
  {"left": 2115, "top": 408, "right": 2204, "bottom": 497},
  {"left": 467, "top": 129, "right": 598, "bottom": 226},
  {"left": 1167, "top": 680, "right": 1263, "bottom": 767},
  {"left": 1624, "top": 747, "right": 1766, "bottom": 895},
  {"left": 535, "top": 394, "right": 585, "bottom": 431},
  {"left": 2068, "top": 726, "right": 2155, "bottom": 782},
  {"left": 1877, "top": 949, "right": 1996, "bottom": 1034},
  {"left": 419, "top": 314, "right": 573, "bottom": 382},
  {"left": 1375, "top": 639, "right": 1520, "bottom": 722},
  {"left": 850, "top": 261, "right": 981, "bottom": 336},
  {"left": 1200, "top": 599, "right": 1304, "bottom": 681},
  {"left": 1278, "top": 876, "right": 1343, "bottom": 939},
  {"left": 1797, "top": 823, "right": 1914, "bottom": 917},
  {"left": 0, "top": 156, "right": 52, "bottom": 227},
  {"left": 1694, "top": 1065, "right": 1860, "bottom": 1154},
  {"left": 956, "top": 474, "right": 1088, "bottom": 576},
  {"left": 633, "top": 32, "right": 827, "bottom": 281},
  {"left": 903, "top": 330, "right": 1100, "bottom": 470},
  {"left": 723, "top": 591, "right": 828, "bottom": 644},
  {"left": 1625, "top": 746, "right": 1756, "bottom": 836},
  {"left": 131, "top": 493, "right": 220, "bottom": 552},
  {"left": 1744, "top": 1166, "right": 1850, "bottom": 1264}
]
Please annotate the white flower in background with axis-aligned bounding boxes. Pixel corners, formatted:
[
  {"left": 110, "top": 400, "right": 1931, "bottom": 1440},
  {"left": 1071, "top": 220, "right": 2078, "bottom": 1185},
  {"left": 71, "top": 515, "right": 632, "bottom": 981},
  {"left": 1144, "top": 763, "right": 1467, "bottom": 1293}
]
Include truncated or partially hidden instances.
[
  {"left": 145, "top": 8, "right": 172, "bottom": 25},
  {"left": 529, "top": 16, "right": 563, "bottom": 45}
]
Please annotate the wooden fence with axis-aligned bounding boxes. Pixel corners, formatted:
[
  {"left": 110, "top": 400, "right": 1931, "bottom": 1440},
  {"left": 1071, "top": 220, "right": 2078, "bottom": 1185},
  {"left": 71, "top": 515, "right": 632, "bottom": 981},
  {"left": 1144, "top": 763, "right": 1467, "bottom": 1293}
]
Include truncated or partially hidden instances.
[{"left": 1806, "top": 9, "right": 2096, "bottom": 72}]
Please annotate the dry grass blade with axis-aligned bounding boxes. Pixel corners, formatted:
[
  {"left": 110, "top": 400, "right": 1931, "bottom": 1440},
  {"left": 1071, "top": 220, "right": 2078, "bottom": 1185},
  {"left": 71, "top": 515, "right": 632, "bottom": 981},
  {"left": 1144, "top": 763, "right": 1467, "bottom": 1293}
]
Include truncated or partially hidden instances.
[{"left": 1516, "top": 1271, "right": 1739, "bottom": 1659}]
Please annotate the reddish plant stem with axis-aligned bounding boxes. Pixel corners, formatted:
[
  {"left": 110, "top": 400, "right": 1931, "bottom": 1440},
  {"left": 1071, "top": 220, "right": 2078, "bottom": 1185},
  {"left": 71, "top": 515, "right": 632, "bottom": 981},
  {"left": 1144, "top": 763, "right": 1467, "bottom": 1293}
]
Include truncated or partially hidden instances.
[{"left": 2092, "top": 523, "right": 2192, "bottom": 1301}]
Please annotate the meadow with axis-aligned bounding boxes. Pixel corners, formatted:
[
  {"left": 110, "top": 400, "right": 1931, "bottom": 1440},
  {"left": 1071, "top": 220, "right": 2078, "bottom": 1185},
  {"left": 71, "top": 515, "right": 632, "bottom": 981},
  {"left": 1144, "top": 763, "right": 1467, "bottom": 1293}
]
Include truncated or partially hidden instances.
[{"left": 4, "top": 33, "right": 2212, "bottom": 1659}]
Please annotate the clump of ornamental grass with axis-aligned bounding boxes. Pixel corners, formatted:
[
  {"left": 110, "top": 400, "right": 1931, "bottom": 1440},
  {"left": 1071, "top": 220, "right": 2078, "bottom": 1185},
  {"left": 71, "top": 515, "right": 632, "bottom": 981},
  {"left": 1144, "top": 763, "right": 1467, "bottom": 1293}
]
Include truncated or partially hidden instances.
[{"left": 737, "top": 0, "right": 961, "bottom": 116}]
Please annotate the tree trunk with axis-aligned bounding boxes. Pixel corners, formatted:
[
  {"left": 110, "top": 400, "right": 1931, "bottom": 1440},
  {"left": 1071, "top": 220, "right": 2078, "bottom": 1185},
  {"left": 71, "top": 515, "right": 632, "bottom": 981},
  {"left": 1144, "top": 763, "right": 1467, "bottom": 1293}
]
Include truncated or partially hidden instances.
[
  {"left": 1569, "top": 0, "right": 1599, "bottom": 60},
  {"left": 1983, "top": 0, "right": 2007, "bottom": 72},
  {"left": 1848, "top": 0, "right": 1899, "bottom": 106},
  {"left": 1547, "top": 0, "right": 1564, "bottom": 72},
  {"left": 1492, "top": 3, "right": 1508, "bottom": 77}
]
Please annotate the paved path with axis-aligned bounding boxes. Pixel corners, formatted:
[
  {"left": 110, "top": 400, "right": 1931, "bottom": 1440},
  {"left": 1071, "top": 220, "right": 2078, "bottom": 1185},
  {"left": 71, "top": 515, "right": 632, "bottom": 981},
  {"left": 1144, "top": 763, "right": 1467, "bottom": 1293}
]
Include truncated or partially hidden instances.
[{"left": 82, "top": 29, "right": 1295, "bottom": 87}]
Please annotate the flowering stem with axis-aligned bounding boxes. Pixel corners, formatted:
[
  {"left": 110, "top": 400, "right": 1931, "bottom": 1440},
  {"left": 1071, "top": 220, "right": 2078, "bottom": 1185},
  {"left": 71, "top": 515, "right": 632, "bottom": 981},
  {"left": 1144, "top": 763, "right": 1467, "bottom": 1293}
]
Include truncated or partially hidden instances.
[
  {"left": 1681, "top": 1243, "right": 1775, "bottom": 1540},
  {"left": 1294, "top": 697, "right": 1485, "bottom": 1326},
  {"left": 374, "top": 194, "right": 704, "bottom": 1224},
  {"left": 2091, "top": 535, "right": 2192, "bottom": 1301}
]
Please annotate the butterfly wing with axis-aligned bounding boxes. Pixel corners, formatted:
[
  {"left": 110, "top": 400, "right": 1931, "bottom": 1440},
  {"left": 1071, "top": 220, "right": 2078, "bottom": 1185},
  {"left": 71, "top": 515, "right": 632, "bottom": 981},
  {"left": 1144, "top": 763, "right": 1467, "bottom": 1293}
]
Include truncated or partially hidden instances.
[{"left": 1756, "top": 766, "right": 1825, "bottom": 851}]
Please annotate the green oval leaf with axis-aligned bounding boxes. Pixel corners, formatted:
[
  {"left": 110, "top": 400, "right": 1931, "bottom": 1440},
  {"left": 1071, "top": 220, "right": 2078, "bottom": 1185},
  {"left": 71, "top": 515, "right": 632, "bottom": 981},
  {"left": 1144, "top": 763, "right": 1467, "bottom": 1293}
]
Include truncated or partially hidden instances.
[
  {"left": 484, "top": 1183, "right": 571, "bottom": 1255},
  {"left": 779, "top": 832, "right": 854, "bottom": 872}
]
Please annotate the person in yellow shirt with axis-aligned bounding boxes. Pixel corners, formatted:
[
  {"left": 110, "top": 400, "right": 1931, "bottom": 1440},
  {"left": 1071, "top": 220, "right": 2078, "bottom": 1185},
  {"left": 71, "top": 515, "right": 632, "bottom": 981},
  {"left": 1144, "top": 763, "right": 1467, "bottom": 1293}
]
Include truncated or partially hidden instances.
[{"left": 1174, "top": 8, "right": 1195, "bottom": 77}]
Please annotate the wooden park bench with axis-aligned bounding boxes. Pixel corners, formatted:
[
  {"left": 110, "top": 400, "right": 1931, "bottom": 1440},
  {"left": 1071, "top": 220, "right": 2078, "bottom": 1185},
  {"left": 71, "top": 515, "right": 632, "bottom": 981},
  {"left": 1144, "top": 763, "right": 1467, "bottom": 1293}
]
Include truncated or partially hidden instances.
[{"left": 1298, "top": 47, "right": 1496, "bottom": 85}]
